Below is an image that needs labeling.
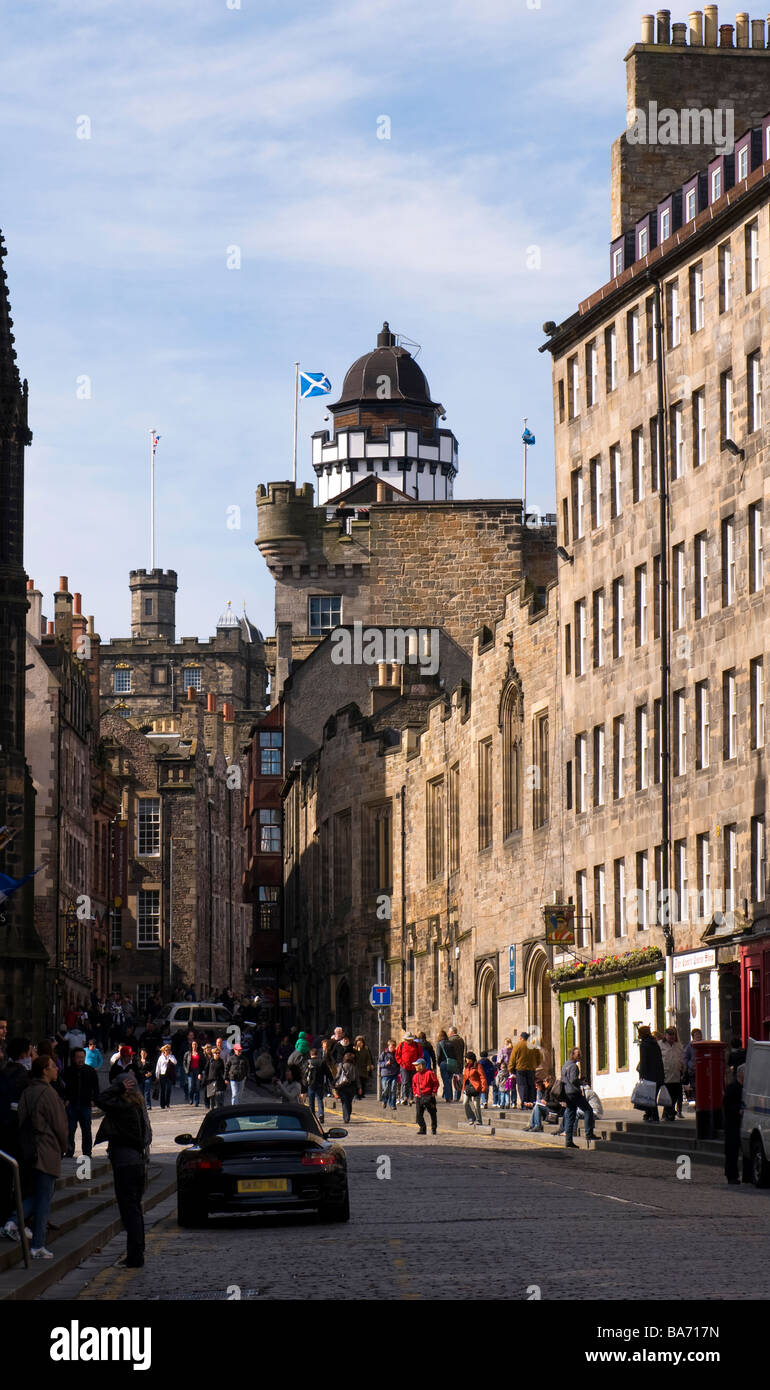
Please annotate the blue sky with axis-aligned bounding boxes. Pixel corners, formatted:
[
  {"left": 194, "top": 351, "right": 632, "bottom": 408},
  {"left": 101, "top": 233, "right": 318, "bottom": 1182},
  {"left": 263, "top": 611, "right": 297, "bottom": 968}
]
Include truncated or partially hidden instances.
[{"left": 1, "top": 0, "right": 646, "bottom": 642}]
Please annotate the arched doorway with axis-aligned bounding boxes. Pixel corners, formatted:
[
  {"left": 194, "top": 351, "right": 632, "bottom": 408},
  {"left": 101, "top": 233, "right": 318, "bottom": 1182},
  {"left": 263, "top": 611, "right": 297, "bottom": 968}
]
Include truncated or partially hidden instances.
[
  {"left": 478, "top": 966, "right": 498, "bottom": 1052},
  {"left": 527, "top": 949, "right": 554, "bottom": 1070}
]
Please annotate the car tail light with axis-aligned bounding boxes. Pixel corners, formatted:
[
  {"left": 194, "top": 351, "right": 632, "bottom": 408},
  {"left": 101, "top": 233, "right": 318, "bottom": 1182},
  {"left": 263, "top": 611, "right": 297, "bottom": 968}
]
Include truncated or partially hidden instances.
[
  {"left": 301, "top": 1153, "right": 336, "bottom": 1167},
  {"left": 188, "top": 1157, "right": 222, "bottom": 1171}
]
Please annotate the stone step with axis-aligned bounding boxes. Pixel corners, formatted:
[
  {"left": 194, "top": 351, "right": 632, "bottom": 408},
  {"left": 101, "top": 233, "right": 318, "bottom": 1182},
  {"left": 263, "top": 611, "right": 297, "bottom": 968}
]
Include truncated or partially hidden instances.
[
  {"left": 0, "top": 1163, "right": 176, "bottom": 1296},
  {"left": 0, "top": 1168, "right": 118, "bottom": 1272},
  {"left": 592, "top": 1137, "right": 725, "bottom": 1168}
]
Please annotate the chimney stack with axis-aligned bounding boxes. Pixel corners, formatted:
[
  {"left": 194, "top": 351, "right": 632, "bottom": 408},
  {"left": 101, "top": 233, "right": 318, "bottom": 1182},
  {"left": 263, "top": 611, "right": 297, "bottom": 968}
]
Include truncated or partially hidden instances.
[
  {"left": 54, "top": 576, "right": 73, "bottom": 649},
  {"left": 703, "top": 4, "right": 718, "bottom": 46},
  {"left": 689, "top": 10, "right": 704, "bottom": 44},
  {"left": 71, "top": 592, "right": 88, "bottom": 661},
  {"left": 25, "top": 579, "right": 43, "bottom": 645}
]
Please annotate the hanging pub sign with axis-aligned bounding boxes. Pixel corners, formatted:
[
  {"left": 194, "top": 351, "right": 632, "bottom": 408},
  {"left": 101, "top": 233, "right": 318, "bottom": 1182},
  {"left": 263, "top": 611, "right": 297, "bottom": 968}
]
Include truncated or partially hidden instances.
[
  {"left": 111, "top": 819, "right": 128, "bottom": 907},
  {"left": 543, "top": 903, "right": 575, "bottom": 945}
]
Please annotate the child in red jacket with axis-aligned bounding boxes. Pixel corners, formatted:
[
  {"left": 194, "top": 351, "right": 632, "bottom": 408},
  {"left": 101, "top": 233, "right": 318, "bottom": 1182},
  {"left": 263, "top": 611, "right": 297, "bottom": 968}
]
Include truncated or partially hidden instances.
[
  {"left": 395, "top": 1034, "right": 421, "bottom": 1105},
  {"left": 411, "top": 1058, "right": 440, "bottom": 1134}
]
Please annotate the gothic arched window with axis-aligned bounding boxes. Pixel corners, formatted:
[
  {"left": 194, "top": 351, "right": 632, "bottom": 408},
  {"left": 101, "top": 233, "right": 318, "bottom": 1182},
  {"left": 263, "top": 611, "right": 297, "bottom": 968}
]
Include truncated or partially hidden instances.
[{"left": 501, "top": 680, "right": 523, "bottom": 839}]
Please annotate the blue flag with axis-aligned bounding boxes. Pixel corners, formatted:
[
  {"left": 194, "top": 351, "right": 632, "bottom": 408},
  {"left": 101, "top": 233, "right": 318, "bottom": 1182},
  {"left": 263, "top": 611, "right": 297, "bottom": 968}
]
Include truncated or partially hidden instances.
[
  {"left": 0, "top": 867, "right": 42, "bottom": 904},
  {"left": 300, "top": 372, "right": 332, "bottom": 399},
  {"left": 522, "top": 428, "right": 536, "bottom": 446}
]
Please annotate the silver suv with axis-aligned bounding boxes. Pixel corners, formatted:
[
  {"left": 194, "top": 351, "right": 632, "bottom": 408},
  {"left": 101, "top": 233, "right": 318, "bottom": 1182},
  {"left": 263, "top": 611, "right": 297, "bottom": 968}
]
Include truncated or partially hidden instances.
[{"left": 156, "top": 1002, "right": 234, "bottom": 1038}]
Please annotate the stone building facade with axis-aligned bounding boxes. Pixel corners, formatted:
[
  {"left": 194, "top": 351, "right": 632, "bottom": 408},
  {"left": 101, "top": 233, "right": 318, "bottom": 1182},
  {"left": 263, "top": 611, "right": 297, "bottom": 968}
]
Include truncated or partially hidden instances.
[
  {"left": 100, "top": 689, "right": 250, "bottom": 1011},
  {"left": 542, "top": 6, "right": 770, "bottom": 1094},
  {"left": 0, "top": 231, "right": 47, "bottom": 1035},
  {"left": 100, "top": 568, "right": 268, "bottom": 737},
  {"left": 282, "top": 579, "right": 561, "bottom": 1058}
]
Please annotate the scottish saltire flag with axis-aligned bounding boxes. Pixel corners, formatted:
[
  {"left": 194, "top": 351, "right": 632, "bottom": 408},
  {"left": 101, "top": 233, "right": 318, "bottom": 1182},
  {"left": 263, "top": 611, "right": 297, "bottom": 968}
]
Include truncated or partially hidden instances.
[
  {"left": 522, "top": 428, "right": 536, "bottom": 446},
  {"left": 152, "top": 431, "right": 161, "bottom": 456},
  {"left": 0, "top": 866, "right": 43, "bottom": 904},
  {"left": 299, "top": 372, "right": 332, "bottom": 399}
]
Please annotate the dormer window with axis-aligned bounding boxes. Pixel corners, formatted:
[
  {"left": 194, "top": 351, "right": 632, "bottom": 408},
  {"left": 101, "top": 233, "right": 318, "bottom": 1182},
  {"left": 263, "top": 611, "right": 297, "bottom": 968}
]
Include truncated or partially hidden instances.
[
  {"left": 613, "top": 248, "right": 623, "bottom": 277},
  {"left": 686, "top": 188, "right": 697, "bottom": 221},
  {"left": 638, "top": 227, "right": 648, "bottom": 258},
  {"left": 660, "top": 208, "right": 670, "bottom": 241},
  {"left": 712, "top": 168, "right": 722, "bottom": 201},
  {"left": 738, "top": 145, "right": 749, "bottom": 182},
  {"left": 184, "top": 667, "right": 202, "bottom": 691}
]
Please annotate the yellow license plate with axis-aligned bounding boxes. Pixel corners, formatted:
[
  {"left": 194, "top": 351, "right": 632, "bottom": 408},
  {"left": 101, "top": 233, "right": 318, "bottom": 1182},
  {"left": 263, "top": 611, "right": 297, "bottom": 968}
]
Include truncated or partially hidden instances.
[{"left": 236, "top": 1178, "right": 289, "bottom": 1194}]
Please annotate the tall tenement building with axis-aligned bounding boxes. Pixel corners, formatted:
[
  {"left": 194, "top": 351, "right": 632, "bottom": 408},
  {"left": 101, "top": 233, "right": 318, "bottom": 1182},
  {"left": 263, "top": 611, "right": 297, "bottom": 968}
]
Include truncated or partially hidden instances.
[
  {"left": 541, "top": 7, "right": 770, "bottom": 1091},
  {"left": 0, "top": 233, "right": 47, "bottom": 1035}
]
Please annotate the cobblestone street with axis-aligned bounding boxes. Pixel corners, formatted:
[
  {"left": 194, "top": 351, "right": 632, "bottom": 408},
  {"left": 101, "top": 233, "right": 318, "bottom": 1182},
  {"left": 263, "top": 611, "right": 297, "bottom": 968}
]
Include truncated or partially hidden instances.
[{"left": 39, "top": 1100, "right": 770, "bottom": 1303}]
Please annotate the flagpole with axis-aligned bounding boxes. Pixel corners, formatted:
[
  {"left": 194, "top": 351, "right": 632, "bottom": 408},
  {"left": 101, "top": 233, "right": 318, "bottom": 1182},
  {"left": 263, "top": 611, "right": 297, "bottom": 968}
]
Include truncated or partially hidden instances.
[
  {"left": 150, "top": 429, "right": 156, "bottom": 569},
  {"left": 522, "top": 416, "right": 527, "bottom": 528},
  {"left": 292, "top": 362, "right": 299, "bottom": 485}
]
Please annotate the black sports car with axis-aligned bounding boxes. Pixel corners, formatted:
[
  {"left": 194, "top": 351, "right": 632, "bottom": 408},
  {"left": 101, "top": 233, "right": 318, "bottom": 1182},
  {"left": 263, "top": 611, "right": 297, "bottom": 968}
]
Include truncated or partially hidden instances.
[{"left": 174, "top": 1103, "right": 350, "bottom": 1225}]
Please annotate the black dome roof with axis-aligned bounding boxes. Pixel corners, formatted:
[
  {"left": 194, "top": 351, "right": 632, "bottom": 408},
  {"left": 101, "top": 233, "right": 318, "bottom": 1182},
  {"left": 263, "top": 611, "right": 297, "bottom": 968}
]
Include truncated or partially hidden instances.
[{"left": 331, "top": 323, "right": 442, "bottom": 411}]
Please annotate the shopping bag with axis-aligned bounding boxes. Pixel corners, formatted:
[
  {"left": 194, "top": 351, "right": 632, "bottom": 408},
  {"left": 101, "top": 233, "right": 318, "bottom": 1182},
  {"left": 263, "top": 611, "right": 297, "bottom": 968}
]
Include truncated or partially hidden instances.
[{"left": 630, "top": 1079, "right": 657, "bottom": 1109}]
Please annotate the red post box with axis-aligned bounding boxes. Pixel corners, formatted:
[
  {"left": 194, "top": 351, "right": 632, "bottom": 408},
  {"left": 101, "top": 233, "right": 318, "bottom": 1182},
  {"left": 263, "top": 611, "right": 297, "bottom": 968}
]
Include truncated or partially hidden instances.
[{"left": 692, "top": 1040, "right": 726, "bottom": 1138}]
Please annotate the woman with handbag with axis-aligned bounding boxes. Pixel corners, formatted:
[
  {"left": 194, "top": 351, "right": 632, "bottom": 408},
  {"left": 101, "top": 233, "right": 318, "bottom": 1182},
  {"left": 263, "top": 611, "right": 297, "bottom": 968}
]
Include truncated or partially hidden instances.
[
  {"left": 353, "top": 1036, "right": 374, "bottom": 1098},
  {"left": 635, "top": 1026, "right": 664, "bottom": 1122},
  {"left": 204, "top": 1048, "right": 226, "bottom": 1109}
]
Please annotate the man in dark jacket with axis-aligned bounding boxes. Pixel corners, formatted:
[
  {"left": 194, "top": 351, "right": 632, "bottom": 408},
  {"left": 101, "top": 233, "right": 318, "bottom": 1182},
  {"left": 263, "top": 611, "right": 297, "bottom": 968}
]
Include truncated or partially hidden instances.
[
  {"left": 225, "top": 1045, "right": 249, "bottom": 1105},
  {"left": 95, "top": 1073, "right": 152, "bottom": 1268},
  {"left": 637, "top": 1026, "right": 665, "bottom": 1122},
  {"left": 62, "top": 1048, "right": 100, "bottom": 1157}
]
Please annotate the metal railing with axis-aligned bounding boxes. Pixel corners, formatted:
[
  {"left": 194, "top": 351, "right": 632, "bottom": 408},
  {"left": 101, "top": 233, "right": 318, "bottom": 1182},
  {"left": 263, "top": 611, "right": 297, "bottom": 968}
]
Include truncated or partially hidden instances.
[{"left": 0, "top": 1149, "right": 30, "bottom": 1267}]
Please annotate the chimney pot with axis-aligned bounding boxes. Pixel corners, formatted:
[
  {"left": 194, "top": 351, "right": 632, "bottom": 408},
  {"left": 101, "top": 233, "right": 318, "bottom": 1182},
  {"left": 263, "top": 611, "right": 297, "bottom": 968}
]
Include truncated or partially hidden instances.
[
  {"left": 703, "top": 3, "right": 718, "bottom": 45},
  {"left": 47, "top": 620, "right": 55, "bottom": 635},
  {"left": 377, "top": 661, "right": 389, "bottom": 688},
  {"left": 672, "top": 21, "right": 687, "bottom": 42},
  {"left": 207, "top": 693, "right": 217, "bottom": 713},
  {"left": 736, "top": 12, "right": 749, "bottom": 45},
  {"left": 641, "top": 13, "right": 655, "bottom": 41},
  {"left": 26, "top": 578, "right": 33, "bottom": 591},
  {"left": 73, "top": 593, "right": 82, "bottom": 615},
  {"left": 58, "top": 576, "right": 68, "bottom": 592},
  {"left": 751, "top": 17, "right": 765, "bottom": 45},
  {"left": 656, "top": 8, "right": 671, "bottom": 43},
  {"left": 719, "top": 22, "right": 734, "bottom": 44},
  {"left": 689, "top": 9, "right": 704, "bottom": 43},
  {"left": 390, "top": 662, "right": 401, "bottom": 687},
  {"left": 186, "top": 686, "right": 197, "bottom": 702}
]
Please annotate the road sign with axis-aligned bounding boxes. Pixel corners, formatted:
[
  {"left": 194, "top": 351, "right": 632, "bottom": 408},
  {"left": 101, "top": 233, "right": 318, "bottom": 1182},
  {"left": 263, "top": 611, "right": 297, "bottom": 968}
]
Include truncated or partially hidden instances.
[
  {"left": 543, "top": 904, "right": 575, "bottom": 944},
  {"left": 370, "top": 984, "right": 392, "bottom": 1007}
]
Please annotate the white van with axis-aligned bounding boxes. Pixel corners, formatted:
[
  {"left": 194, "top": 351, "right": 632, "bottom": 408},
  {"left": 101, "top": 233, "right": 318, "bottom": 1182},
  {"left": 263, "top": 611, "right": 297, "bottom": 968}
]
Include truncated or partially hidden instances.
[
  {"left": 154, "top": 1001, "right": 234, "bottom": 1038},
  {"left": 740, "top": 1037, "right": 770, "bottom": 1186}
]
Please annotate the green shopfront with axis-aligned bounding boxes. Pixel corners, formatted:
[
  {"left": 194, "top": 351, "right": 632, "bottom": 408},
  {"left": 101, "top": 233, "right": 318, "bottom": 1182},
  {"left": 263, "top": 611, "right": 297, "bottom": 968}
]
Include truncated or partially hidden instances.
[{"left": 556, "top": 958, "right": 665, "bottom": 1104}]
